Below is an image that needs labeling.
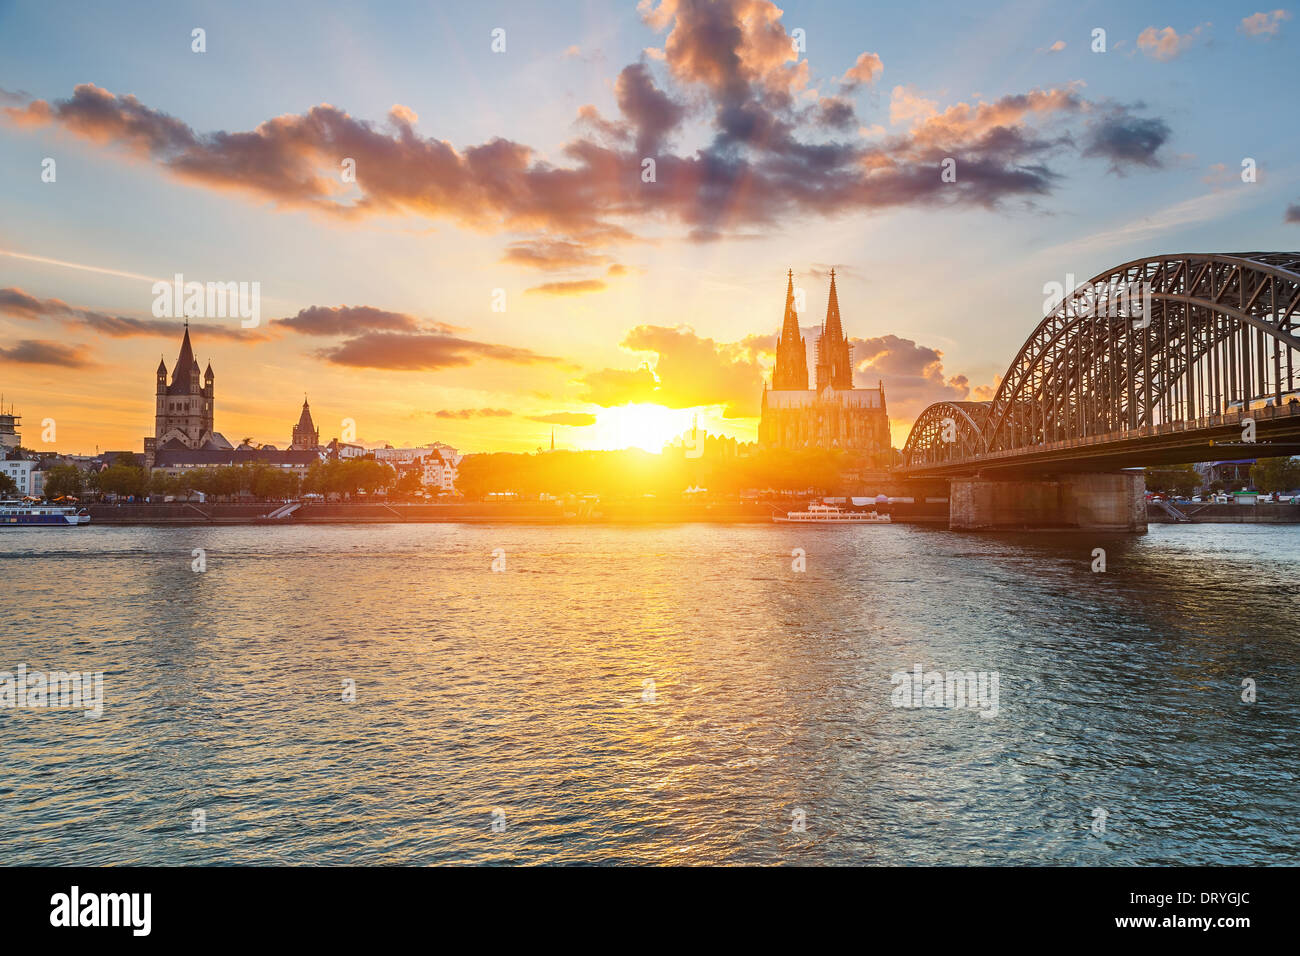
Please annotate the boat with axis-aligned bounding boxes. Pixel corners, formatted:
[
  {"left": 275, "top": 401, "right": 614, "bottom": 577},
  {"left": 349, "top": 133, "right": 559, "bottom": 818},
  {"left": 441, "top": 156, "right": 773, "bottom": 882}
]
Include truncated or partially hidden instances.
[
  {"left": 0, "top": 499, "right": 91, "bottom": 527},
  {"left": 774, "top": 502, "right": 890, "bottom": 523}
]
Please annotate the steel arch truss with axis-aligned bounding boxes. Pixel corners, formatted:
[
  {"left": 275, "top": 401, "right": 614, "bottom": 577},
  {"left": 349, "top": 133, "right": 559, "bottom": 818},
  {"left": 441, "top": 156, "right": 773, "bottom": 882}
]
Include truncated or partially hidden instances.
[
  {"left": 903, "top": 252, "right": 1300, "bottom": 472},
  {"left": 901, "top": 402, "right": 991, "bottom": 467}
]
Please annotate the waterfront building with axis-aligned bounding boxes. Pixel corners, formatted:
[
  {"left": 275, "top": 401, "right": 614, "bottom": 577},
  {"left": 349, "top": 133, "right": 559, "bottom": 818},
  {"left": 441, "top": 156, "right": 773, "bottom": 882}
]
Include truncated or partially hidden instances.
[
  {"left": 290, "top": 398, "right": 321, "bottom": 451},
  {"left": 1, "top": 458, "right": 37, "bottom": 496},
  {"left": 149, "top": 445, "right": 320, "bottom": 478},
  {"left": 0, "top": 402, "right": 19, "bottom": 451},
  {"left": 421, "top": 446, "right": 461, "bottom": 492},
  {"left": 325, "top": 438, "right": 367, "bottom": 460},
  {"left": 144, "top": 322, "right": 232, "bottom": 469},
  {"left": 758, "top": 270, "right": 892, "bottom": 465}
]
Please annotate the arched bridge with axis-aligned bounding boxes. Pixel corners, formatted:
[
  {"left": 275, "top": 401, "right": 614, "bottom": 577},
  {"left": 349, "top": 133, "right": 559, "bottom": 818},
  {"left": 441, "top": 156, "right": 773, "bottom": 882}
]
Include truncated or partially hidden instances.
[{"left": 900, "top": 252, "right": 1300, "bottom": 477}]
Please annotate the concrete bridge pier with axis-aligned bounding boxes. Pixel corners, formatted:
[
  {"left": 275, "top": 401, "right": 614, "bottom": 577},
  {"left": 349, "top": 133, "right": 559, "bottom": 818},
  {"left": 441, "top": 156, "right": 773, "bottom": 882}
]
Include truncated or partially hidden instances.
[{"left": 948, "top": 472, "right": 1146, "bottom": 532}]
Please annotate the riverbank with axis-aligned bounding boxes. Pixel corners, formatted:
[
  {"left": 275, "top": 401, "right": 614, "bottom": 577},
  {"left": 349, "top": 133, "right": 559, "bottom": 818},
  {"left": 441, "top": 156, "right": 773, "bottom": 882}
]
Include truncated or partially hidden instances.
[
  {"left": 77, "top": 498, "right": 1300, "bottom": 526},
  {"left": 85, "top": 499, "right": 952, "bottom": 525},
  {"left": 1147, "top": 501, "right": 1300, "bottom": 523}
]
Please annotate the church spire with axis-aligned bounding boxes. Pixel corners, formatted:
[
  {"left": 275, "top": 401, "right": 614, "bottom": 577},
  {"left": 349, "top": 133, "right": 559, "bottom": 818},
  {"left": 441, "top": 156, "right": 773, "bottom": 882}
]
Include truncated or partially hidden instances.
[
  {"left": 815, "top": 269, "right": 853, "bottom": 391},
  {"left": 772, "top": 268, "right": 809, "bottom": 390},
  {"left": 824, "top": 268, "right": 844, "bottom": 341}
]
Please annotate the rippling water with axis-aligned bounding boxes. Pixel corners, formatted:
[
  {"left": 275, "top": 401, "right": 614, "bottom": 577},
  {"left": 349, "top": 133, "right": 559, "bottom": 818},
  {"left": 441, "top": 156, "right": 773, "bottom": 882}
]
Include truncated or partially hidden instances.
[{"left": 1, "top": 522, "right": 1297, "bottom": 865}]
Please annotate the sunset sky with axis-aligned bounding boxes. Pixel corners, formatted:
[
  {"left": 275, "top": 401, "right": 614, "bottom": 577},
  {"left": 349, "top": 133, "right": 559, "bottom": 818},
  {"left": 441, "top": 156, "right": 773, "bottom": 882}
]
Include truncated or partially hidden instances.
[{"left": 2, "top": 0, "right": 1298, "bottom": 455}]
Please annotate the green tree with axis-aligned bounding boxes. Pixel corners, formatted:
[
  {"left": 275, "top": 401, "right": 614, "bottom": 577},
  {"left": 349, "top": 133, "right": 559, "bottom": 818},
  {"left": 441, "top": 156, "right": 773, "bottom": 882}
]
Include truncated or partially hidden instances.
[
  {"left": 98, "top": 464, "right": 147, "bottom": 498},
  {"left": 42, "top": 464, "right": 84, "bottom": 499},
  {"left": 393, "top": 468, "right": 424, "bottom": 498},
  {"left": 0, "top": 472, "right": 17, "bottom": 497},
  {"left": 1143, "top": 464, "right": 1201, "bottom": 497},
  {"left": 1249, "top": 457, "right": 1300, "bottom": 494}
]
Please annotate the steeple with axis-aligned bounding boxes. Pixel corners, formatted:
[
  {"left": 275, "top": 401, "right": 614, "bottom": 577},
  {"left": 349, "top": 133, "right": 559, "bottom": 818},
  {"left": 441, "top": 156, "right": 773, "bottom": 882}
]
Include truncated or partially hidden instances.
[
  {"left": 771, "top": 268, "right": 809, "bottom": 390},
  {"left": 815, "top": 268, "right": 853, "bottom": 391},
  {"left": 823, "top": 269, "right": 843, "bottom": 341},
  {"left": 170, "top": 324, "right": 195, "bottom": 390},
  {"left": 291, "top": 395, "right": 320, "bottom": 451}
]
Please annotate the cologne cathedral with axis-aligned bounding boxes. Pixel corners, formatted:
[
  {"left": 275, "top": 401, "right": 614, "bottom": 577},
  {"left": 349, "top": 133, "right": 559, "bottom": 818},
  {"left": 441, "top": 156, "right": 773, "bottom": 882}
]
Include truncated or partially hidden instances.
[{"left": 758, "top": 270, "right": 891, "bottom": 463}]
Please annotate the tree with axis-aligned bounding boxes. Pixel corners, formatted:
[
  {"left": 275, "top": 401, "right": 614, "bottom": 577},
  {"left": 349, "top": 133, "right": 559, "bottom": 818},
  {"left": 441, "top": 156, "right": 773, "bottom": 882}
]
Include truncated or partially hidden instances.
[
  {"left": 1249, "top": 457, "right": 1300, "bottom": 495},
  {"left": 1143, "top": 464, "right": 1201, "bottom": 497},
  {"left": 98, "top": 464, "right": 147, "bottom": 498},
  {"left": 393, "top": 468, "right": 424, "bottom": 498},
  {"left": 42, "top": 465, "right": 84, "bottom": 499},
  {"left": 0, "top": 472, "right": 17, "bottom": 497}
]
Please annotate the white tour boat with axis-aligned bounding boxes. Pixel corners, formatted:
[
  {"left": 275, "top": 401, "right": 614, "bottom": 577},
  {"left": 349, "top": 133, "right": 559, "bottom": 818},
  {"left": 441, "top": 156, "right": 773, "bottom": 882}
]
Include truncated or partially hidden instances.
[
  {"left": 0, "top": 499, "right": 92, "bottom": 527},
  {"left": 774, "top": 502, "right": 890, "bottom": 524}
]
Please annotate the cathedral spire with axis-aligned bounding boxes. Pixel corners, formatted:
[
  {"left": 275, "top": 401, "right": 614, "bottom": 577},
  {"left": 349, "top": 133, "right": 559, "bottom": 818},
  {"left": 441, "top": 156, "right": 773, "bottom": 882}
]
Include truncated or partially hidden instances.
[
  {"left": 772, "top": 268, "right": 809, "bottom": 390},
  {"left": 824, "top": 268, "right": 844, "bottom": 342},
  {"left": 815, "top": 269, "right": 853, "bottom": 391}
]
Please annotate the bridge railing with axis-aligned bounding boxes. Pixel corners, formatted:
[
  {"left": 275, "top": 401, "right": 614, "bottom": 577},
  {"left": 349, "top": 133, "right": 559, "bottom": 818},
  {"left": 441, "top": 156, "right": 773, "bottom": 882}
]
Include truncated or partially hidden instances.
[{"left": 912, "top": 400, "right": 1300, "bottom": 467}]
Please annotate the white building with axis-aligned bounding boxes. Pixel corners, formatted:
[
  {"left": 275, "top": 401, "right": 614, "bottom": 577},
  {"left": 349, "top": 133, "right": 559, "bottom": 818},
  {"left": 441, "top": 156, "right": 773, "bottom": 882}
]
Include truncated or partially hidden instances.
[
  {"left": 1, "top": 459, "right": 38, "bottom": 497},
  {"left": 421, "top": 447, "right": 461, "bottom": 492}
]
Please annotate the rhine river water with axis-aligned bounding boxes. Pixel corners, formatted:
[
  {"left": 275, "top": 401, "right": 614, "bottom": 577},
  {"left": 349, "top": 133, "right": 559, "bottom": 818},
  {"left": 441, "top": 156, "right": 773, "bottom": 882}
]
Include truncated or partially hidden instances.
[{"left": 1, "top": 522, "right": 1297, "bottom": 865}]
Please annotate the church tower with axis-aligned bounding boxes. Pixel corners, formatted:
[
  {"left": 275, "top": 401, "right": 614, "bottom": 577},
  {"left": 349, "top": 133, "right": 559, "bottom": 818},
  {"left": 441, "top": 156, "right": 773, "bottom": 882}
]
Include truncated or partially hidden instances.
[
  {"left": 291, "top": 397, "right": 320, "bottom": 451},
  {"left": 815, "top": 269, "right": 854, "bottom": 391},
  {"left": 771, "top": 269, "right": 809, "bottom": 390},
  {"left": 147, "top": 322, "right": 217, "bottom": 467}
]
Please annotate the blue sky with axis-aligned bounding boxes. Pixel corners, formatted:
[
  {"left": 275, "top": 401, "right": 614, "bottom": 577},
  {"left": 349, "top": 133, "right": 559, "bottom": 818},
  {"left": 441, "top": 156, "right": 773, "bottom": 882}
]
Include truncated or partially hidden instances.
[{"left": 1, "top": 0, "right": 1297, "bottom": 453}]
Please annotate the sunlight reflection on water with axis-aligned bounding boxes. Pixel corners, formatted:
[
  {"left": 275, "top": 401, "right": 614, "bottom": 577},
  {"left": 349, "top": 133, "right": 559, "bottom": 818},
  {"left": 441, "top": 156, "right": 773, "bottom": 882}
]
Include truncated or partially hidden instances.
[{"left": 1, "top": 522, "right": 1297, "bottom": 864}]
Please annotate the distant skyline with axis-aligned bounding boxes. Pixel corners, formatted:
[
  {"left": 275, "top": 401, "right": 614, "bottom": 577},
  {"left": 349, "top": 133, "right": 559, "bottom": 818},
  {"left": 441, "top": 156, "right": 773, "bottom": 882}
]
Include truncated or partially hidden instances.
[{"left": 2, "top": 0, "right": 1298, "bottom": 454}]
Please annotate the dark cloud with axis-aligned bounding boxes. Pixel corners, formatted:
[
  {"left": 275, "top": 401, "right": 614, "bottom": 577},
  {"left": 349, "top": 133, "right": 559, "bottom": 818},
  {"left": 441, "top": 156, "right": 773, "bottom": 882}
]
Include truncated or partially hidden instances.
[
  {"left": 276, "top": 304, "right": 426, "bottom": 335},
  {"left": 613, "top": 62, "right": 686, "bottom": 155},
  {"left": 526, "top": 412, "right": 598, "bottom": 426},
  {"left": 434, "top": 407, "right": 514, "bottom": 419},
  {"left": 0, "top": 287, "right": 265, "bottom": 340},
  {"left": 1, "top": 2, "right": 1173, "bottom": 266},
  {"left": 1082, "top": 109, "right": 1170, "bottom": 172},
  {"left": 1286, "top": 203, "right": 1300, "bottom": 224},
  {"left": 850, "top": 333, "right": 988, "bottom": 419},
  {"left": 0, "top": 339, "right": 95, "bottom": 368},
  {"left": 317, "top": 331, "right": 562, "bottom": 370}
]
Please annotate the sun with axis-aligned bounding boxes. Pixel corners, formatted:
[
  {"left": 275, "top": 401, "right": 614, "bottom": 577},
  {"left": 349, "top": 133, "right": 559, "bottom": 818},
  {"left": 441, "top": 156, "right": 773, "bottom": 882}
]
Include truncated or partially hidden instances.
[{"left": 589, "top": 404, "right": 697, "bottom": 453}]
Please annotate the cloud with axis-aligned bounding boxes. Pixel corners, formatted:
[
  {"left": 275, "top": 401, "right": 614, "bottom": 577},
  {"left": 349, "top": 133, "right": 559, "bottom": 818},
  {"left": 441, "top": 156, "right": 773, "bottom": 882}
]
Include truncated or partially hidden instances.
[
  {"left": 579, "top": 365, "right": 661, "bottom": 406},
  {"left": 434, "top": 407, "right": 514, "bottom": 418},
  {"left": 275, "top": 304, "right": 428, "bottom": 335},
  {"left": 841, "top": 52, "right": 883, "bottom": 87},
  {"left": 1048, "top": 40, "right": 1066, "bottom": 52},
  {"left": 525, "top": 279, "right": 608, "bottom": 296},
  {"left": 526, "top": 412, "right": 598, "bottom": 426},
  {"left": 2, "top": 2, "right": 1173, "bottom": 267},
  {"left": 316, "top": 330, "right": 563, "bottom": 370},
  {"left": 502, "top": 239, "right": 610, "bottom": 271},
  {"left": 1136, "top": 25, "right": 1202, "bottom": 60},
  {"left": 1082, "top": 108, "right": 1170, "bottom": 172},
  {"left": 0, "top": 339, "right": 95, "bottom": 368},
  {"left": 0, "top": 287, "right": 267, "bottom": 339},
  {"left": 580, "top": 324, "right": 766, "bottom": 417},
  {"left": 613, "top": 61, "right": 686, "bottom": 155},
  {"left": 850, "top": 333, "right": 984, "bottom": 419},
  {"left": 1239, "top": 10, "right": 1291, "bottom": 36},
  {"left": 1286, "top": 203, "right": 1300, "bottom": 223}
]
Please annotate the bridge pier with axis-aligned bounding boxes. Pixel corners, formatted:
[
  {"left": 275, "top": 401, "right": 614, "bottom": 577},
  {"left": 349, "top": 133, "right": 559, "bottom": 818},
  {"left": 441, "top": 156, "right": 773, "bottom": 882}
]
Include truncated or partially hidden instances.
[{"left": 949, "top": 472, "right": 1146, "bottom": 532}]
